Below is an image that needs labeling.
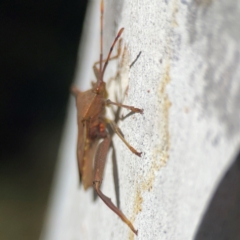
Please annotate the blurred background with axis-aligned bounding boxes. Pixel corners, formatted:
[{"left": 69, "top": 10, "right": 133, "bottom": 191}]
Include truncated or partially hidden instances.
[{"left": 0, "top": 1, "right": 88, "bottom": 239}]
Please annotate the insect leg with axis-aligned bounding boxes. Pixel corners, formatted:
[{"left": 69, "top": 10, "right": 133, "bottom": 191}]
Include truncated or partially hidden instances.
[
  {"left": 108, "top": 120, "right": 142, "bottom": 157},
  {"left": 93, "top": 135, "right": 138, "bottom": 235},
  {"left": 106, "top": 99, "right": 143, "bottom": 114}
]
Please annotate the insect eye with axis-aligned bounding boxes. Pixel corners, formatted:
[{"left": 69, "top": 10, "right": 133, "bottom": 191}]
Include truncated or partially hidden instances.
[{"left": 99, "top": 123, "right": 105, "bottom": 132}]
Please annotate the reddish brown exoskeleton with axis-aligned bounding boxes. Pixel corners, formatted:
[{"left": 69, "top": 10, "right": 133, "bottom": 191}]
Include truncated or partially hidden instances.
[{"left": 71, "top": 0, "right": 142, "bottom": 235}]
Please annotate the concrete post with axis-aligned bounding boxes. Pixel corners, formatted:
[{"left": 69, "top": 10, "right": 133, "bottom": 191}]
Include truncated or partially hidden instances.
[{"left": 41, "top": 0, "right": 240, "bottom": 239}]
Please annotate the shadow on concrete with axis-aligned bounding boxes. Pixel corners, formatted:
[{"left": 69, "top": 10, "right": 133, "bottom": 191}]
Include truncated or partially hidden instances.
[{"left": 195, "top": 148, "right": 240, "bottom": 240}]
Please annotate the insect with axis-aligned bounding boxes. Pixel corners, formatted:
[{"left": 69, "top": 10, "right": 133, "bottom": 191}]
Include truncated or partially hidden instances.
[{"left": 71, "top": 0, "right": 142, "bottom": 235}]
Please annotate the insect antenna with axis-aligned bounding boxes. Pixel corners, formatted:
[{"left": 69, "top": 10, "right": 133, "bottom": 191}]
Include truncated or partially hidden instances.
[
  {"left": 101, "top": 28, "right": 124, "bottom": 81},
  {"left": 97, "top": 0, "right": 124, "bottom": 91},
  {"left": 99, "top": 0, "right": 104, "bottom": 76}
]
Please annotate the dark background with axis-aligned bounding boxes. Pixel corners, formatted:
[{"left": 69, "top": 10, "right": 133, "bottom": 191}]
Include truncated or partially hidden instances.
[{"left": 0, "top": 1, "right": 88, "bottom": 239}]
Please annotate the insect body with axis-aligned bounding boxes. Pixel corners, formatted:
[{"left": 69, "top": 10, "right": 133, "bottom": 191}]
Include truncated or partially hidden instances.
[{"left": 71, "top": 0, "right": 142, "bottom": 235}]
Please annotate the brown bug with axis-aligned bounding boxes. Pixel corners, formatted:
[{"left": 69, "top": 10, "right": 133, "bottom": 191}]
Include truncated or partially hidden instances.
[{"left": 71, "top": 0, "right": 142, "bottom": 235}]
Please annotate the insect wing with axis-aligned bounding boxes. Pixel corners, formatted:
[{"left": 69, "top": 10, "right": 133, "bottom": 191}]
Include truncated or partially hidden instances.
[
  {"left": 82, "top": 138, "right": 99, "bottom": 190},
  {"left": 72, "top": 88, "right": 96, "bottom": 184}
]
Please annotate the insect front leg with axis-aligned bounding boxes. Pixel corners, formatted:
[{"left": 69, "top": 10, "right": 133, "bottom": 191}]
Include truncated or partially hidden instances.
[
  {"left": 93, "top": 135, "right": 138, "bottom": 235},
  {"left": 105, "top": 99, "right": 143, "bottom": 114}
]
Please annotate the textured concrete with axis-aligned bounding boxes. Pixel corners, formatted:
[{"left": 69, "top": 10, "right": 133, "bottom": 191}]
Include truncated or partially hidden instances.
[{"left": 41, "top": 0, "right": 240, "bottom": 239}]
